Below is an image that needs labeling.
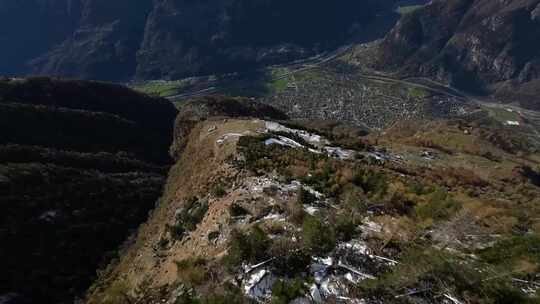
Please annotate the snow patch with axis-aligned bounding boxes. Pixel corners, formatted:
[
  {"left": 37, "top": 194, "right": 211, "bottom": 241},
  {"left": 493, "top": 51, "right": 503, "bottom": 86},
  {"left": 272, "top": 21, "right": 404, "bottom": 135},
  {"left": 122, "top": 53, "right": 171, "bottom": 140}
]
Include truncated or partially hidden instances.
[
  {"left": 216, "top": 131, "right": 253, "bottom": 144},
  {"left": 325, "top": 146, "right": 355, "bottom": 160},
  {"left": 360, "top": 219, "right": 382, "bottom": 233},
  {"left": 260, "top": 213, "right": 286, "bottom": 222},
  {"left": 241, "top": 239, "right": 388, "bottom": 303},
  {"left": 264, "top": 136, "right": 320, "bottom": 154},
  {"left": 505, "top": 120, "right": 520, "bottom": 126},
  {"left": 246, "top": 176, "right": 323, "bottom": 201},
  {"left": 263, "top": 121, "right": 359, "bottom": 160},
  {"left": 304, "top": 205, "right": 320, "bottom": 216},
  {"left": 39, "top": 210, "right": 59, "bottom": 222},
  {"left": 244, "top": 268, "right": 275, "bottom": 300},
  {"left": 265, "top": 121, "right": 330, "bottom": 146}
]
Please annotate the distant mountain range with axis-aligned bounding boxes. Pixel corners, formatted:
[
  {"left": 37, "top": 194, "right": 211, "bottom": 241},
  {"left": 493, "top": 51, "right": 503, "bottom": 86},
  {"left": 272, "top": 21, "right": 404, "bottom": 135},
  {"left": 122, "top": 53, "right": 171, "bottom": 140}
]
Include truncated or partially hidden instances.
[
  {"left": 0, "top": 0, "right": 395, "bottom": 81},
  {"left": 4, "top": 0, "right": 539, "bottom": 107}
]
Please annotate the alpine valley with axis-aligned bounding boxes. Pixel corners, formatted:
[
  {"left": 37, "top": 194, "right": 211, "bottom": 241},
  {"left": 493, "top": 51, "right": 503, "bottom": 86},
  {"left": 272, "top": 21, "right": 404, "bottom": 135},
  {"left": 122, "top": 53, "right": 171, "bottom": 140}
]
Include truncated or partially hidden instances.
[{"left": 1, "top": 1, "right": 540, "bottom": 304}]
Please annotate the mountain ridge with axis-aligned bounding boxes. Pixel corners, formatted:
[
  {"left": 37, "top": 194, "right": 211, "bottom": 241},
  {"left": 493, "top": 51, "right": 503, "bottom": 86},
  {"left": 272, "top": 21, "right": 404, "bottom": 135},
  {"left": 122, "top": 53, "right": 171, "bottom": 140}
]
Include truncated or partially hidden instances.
[{"left": 84, "top": 96, "right": 540, "bottom": 304}]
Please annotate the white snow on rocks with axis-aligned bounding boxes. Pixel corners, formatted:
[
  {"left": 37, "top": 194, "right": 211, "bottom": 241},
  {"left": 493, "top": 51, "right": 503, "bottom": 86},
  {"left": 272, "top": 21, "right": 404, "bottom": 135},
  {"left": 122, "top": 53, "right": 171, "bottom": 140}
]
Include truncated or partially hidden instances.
[
  {"left": 304, "top": 205, "right": 321, "bottom": 216},
  {"left": 260, "top": 213, "right": 286, "bottom": 222},
  {"left": 241, "top": 238, "right": 391, "bottom": 303},
  {"left": 505, "top": 120, "right": 520, "bottom": 126},
  {"left": 264, "top": 136, "right": 319, "bottom": 154},
  {"left": 216, "top": 132, "right": 245, "bottom": 144},
  {"left": 246, "top": 176, "right": 323, "bottom": 200},
  {"left": 243, "top": 268, "right": 275, "bottom": 300},
  {"left": 39, "top": 210, "right": 59, "bottom": 222},
  {"left": 325, "top": 146, "right": 355, "bottom": 160},
  {"left": 265, "top": 121, "right": 330, "bottom": 146},
  {"left": 262, "top": 121, "right": 358, "bottom": 160}
]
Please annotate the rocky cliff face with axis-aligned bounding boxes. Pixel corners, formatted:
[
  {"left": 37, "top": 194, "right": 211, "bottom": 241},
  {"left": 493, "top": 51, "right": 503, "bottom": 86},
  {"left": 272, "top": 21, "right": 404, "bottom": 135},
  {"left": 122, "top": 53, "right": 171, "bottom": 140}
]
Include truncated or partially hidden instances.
[
  {"left": 376, "top": 0, "right": 540, "bottom": 108},
  {"left": 0, "top": 77, "right": 178, "bottom": 303},
  {"left": 2, "top": 0, "right": 393, "bottom": 81}
]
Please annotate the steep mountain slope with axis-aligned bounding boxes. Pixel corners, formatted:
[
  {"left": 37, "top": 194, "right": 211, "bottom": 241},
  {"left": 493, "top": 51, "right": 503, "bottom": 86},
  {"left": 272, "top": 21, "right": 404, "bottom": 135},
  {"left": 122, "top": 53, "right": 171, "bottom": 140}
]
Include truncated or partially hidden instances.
[
  {"left": 0, "top": 77, "right": 178, "bottom": 303},
  {"left": 2, "top": 1, "right": 399, "bottom": 80},
  {"left": 135, "top": 0, "right": 387, "bottom": 79},
  {"left": 86, "top": 97, "right": 540, "bottom": 304},
  {"left": 0, "top": 0, "right": 82, "bottom": 75},
  {"left": 30, "top": 0, "right": 153, "bottom": 81},
  {"left": 375, "top": 0, "right": 540, "bottom": 109}
]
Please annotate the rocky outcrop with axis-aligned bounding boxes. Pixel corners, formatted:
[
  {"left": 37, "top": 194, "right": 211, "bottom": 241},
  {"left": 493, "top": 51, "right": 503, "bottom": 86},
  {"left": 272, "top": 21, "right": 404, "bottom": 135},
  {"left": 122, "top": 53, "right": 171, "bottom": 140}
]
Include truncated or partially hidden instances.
[
  {"left": 0, "top": 77, "right": 177, "bottom": 303},
  {"left": 376, "top": 0, "right": 540, "bottom": 108}
]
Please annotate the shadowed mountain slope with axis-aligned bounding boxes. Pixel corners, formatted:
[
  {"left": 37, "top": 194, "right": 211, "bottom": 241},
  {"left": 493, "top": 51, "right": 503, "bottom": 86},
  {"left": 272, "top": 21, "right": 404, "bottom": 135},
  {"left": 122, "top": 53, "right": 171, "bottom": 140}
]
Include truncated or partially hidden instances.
[{"left": 0, "top": 77, "right": 177, "bottom": 303}]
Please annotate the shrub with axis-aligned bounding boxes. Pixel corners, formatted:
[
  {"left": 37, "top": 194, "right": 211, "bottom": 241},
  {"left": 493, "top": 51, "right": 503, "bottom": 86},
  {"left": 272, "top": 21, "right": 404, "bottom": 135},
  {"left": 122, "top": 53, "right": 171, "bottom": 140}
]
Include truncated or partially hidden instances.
[
  {"left": 479, "top": 235, "right": 540, "bottom": 271},
  {"left": 286, "top": 200, "right": 307, "bottom": 225},
  {"left": 212, "top": 183, "right": 227, "bottom": 197},
  {"left": 175, "top": 292, "right": 201, "bottom": 304},
  {"left": 382, "top": 191, "right": 415, "bottom": 216},
  {"left": 414, "top": 188, "right": 461, "bottom": 221},
  {"left": 271, "top": 243, "right": 311, "bottom": 276},
  {"left": 168, "top": 223, "right": 186, "bottom": 240},
  {"left": 224, "top": 226, "right": 271, "bottom": 270},
  {"left": 208, "top": 231, "right": 220, "bottom": 241},
  {"left": 302, "top": 216, "right": 336, "bottom": 256},
  {"left": 171, "top": 197, "right": 209, "bottom": 240},
  {"left": 182, "top": 198, "right": 209, "bottom": 231},
  {"left": 176, "top": 258, "right": 208, "bottom": 286},
  {"left": 297, "top": 188, "right": 317, "bottom": 205},
  {"left": 175, "top": 285, "right": 249, "bottom": 304},
  {"left": 408, "top": 181, "right": 434, "bottom": 196},
  {"left": 158, "top": 237, "right": 169, "bottom": 249},
  {"left": 340, "top": 183, "right": 368, "bottom": 213},
  {"left": 353, "top": 169, "right": 388, "bottom": 197},
  {"left": 359, "top": 246, "right": 532, "bottom": 303},
  {"left": 302, "top": 160, "right": 338, "bottom": 195},
  {"left": 334, "top": 215, "right": 357, "bottom": 242},
  {"left": 271, "top": 278, "right": 306, "bottom": 304},
  {"left": 202, "top": 284, "right": 251, "bottom": 304},
  {"left": 103, "top": 280, "right": 132, "bottom": 304},
  {"left": 229, "top": 203, "right": 249, "bottom": 217}
]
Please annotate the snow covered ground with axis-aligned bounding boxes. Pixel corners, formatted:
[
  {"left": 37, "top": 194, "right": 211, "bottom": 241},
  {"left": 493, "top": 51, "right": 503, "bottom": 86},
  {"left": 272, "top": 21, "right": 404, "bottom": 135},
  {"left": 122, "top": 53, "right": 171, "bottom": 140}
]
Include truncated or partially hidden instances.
[
  {"left": 241, "top": 238, "right": 394, "bottom": 303},
  {"left": 262, "top": 121, "right": 358, "bottom": 160}
]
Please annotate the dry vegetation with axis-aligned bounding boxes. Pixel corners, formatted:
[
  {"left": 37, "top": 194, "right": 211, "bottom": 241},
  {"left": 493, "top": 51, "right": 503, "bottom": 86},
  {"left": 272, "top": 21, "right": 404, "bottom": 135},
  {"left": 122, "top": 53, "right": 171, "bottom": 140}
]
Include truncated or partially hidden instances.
[{"left": 87, "top": 106, "right": 540, "bottom": 304}]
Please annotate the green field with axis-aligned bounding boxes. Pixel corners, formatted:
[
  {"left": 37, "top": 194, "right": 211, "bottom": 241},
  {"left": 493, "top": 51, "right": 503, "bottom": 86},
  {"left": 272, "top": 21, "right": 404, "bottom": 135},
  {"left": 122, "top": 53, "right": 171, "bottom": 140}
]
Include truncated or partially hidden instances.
[
  {"left": 482, "top": 105, "right": 521, "bottom": 123},
  {"left": 396, "top": 5, "right": 424, "bottom": 15},
  {"left": 131, "top": 80, "right": 188, "bottom": 97}
]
